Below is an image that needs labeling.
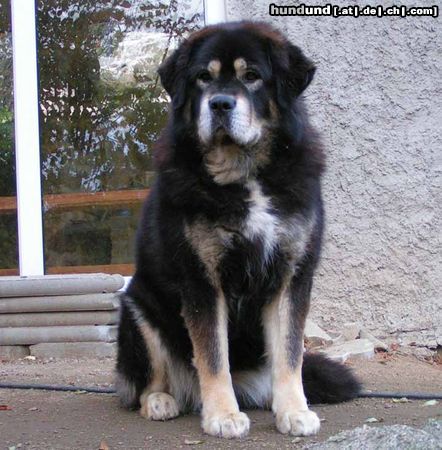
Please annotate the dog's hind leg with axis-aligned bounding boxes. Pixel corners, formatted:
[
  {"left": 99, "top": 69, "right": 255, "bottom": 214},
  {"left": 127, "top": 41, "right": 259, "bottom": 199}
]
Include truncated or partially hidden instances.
[
  {"left": 136, "top": 317, "right": 179, "bottom": 421},
  {"left": 116, "top": 295, "right": 179, "bottom": 421},
  {"left": 115, "top": 298, "right": 148, "bottom": 409}
]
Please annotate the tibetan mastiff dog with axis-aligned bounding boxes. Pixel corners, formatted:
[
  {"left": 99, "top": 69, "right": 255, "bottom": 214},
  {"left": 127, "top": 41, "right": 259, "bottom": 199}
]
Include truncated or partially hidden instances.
[{"left": 116, "top": 21, "right": 360, "bottom": 438}]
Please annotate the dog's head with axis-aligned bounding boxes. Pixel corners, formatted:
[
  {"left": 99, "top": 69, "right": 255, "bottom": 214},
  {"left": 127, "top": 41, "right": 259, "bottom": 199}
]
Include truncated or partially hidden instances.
[{"left": 158, "top": 22, "right": 316, "bottom": 181}]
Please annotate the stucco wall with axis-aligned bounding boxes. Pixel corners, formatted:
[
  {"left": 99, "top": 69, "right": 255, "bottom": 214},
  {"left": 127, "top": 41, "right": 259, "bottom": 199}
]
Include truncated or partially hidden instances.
[{"left": 226, "top": 0, "right": 441, "bottom": 347}]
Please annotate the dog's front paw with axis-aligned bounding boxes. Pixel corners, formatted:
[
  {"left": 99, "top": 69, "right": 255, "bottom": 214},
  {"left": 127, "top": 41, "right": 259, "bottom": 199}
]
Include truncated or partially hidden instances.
[
  {"left": 202, "top": 411, "right": 250, "bottom": 438},
  {"left": 140, "top": 392, "right": 179, "bottom": 421},
  {"left": 275, "top": 409, "right": 320, "bottom": 436}
]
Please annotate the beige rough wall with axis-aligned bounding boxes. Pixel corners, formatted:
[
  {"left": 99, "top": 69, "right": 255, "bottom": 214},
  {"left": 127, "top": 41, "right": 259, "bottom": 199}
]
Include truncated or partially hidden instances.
[{"left": 226, "top": 0, "right": 441, "bottom": 347}]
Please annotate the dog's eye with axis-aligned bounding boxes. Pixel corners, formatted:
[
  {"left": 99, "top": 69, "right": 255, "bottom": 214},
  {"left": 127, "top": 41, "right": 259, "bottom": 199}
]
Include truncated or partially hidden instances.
[
  {"left": 243, "top": 70, "right": 261, "bottom": 82},
  {"left": 197, "top": 71, "right": 212, "bottom": 83}
]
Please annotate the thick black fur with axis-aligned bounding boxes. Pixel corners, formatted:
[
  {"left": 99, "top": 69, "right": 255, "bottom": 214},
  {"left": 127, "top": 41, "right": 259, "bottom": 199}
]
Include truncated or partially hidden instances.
[
  {"left": 302, "top": 353, "right": 361, "bottom": 404},
  {"left": 116, "top": 21, "right": 361, "bottom": 413}
]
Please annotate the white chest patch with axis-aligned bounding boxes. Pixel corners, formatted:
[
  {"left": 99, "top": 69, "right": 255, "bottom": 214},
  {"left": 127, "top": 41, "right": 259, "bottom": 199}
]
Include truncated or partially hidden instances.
[{"left": 244, "top": 180, "right": 279, "bottom": 261}]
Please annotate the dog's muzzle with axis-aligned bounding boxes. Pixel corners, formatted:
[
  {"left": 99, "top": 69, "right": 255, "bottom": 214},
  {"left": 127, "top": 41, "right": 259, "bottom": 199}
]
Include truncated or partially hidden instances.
[
  {"left": 209, "top": 95, "right": 237, "bottom": 115},
  {"left": 198, "top": 93, "right": 262, "bottom": 147},
  {"left": 210, "top": 95, "right": 236, "bottom": 131}
]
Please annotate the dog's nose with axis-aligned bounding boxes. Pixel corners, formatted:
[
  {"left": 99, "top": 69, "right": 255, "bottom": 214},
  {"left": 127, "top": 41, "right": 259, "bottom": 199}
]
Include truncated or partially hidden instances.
[{"left": 209, "top": 95, "right": 236, "bottom": 113}]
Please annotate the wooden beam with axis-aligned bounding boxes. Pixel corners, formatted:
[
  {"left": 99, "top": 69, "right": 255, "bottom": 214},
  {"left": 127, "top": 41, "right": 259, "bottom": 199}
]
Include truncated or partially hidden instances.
[
  {"left": 0, "top": 264, "right": 134, "bottom": 277},
  {"left": 0, "top": 189, "right": 149, "bottom": 213},
  {"left": 0, "top": 268, "right": 20, "bottom": 276},
  {"left": 47, "top": 264, "right": 134, "bottom": 276},
  {"left": 0, "top": 197, "right": 17, "bottom": 213}
]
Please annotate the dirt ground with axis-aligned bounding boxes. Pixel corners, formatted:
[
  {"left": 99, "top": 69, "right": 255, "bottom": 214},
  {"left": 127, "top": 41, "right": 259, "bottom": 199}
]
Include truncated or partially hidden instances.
[{"left": 0, "top": 353, "right": 441, "bottom": 449}]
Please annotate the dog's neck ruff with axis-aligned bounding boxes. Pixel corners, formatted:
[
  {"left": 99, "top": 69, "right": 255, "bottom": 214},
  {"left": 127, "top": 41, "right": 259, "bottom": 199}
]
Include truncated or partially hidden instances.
[
  {"left": 202, "top": 137, "right": 271, "bottom": 186},
  {"left": 203, "top": 144, "right": 253, "bottom": 185}
]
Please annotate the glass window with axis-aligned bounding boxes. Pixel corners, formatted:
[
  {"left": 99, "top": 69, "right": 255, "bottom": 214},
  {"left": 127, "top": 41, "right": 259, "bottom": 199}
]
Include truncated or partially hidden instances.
[
  {"left": 0, "top": 0, "right": 18, "bottom": 276},
  {"left": 37, "top": 1, "right": 204, "bottom": 275}
]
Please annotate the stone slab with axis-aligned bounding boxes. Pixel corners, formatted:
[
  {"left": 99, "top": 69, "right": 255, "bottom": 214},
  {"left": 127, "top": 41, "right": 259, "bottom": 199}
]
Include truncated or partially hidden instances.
[
  {"left": 342, "top": 322, "right": 361, "bottom": 341},
  {"left": 360, "top": 329, "right": 389, "bottom": 351},
  {"left": 321, "top": 338, "right": 375, "bottom": 362},
  {"left": 304, "top": 319, "right": 333, "bottom": 347}
]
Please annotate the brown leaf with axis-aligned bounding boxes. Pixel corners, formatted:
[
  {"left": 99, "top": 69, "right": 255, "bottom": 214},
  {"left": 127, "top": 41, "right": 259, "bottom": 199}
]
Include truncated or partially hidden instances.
[
  {"left": 0, "top": 405, "right": 11, "bottom": 411},
  {"left": 390, "top": 343, "right": 399, "bottom": 352},
  {"left": 392, "top": 397, "right": 410, "bottom": 403},
  {"left": 99, "top": 440, "right": 110, "bottom": 450}
]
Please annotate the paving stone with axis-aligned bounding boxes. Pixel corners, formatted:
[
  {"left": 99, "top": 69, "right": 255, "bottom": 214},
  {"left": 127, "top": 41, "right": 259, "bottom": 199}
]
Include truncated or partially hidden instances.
[
  {"left": 360, "top": 329, "right": 389, "bottom": 351},
  {"left": 320, "top": 338, "right": 375, "bottom": 362},
  {"left": 30, "top": 342, "right": 116, "bottom": 359},
  {"left": 304, "top": 420, "right": 442, "bottom": 449},
  {"left": 0, "top": 345, "right": 30, "bottom": 361},
  {"left": 304, "top": 319, "right": 333, "bottom": 347},
  {"left": 425, "top": 418, "right": 442, "bottom": 435}
]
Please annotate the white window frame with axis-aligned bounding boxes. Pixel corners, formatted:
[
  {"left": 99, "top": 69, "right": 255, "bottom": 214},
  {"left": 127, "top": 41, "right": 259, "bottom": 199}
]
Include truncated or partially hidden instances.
[
  {"left": 10, "top": 0, "right": 226, "bottom": 278},
  {"left": 11, "top": 0, "right": 44, "bottom": 276},
  {"left": 204, "top": 0, "right": 227, "bottom": 24}
]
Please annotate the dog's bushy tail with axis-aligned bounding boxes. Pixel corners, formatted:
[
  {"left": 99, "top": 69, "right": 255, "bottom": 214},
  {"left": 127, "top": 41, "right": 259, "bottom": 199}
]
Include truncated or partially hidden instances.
[{"left": 302, "top": 352, "right": 362, "bottom": 404}]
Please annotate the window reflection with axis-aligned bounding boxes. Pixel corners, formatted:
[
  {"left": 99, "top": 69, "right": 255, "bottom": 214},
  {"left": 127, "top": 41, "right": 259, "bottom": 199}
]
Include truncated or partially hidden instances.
[
  {"left": 0, "top": 0, "right": 18, "bottom": 275},
  {"left": 38, "top": 0, "right": 203, "bottom": 274}
]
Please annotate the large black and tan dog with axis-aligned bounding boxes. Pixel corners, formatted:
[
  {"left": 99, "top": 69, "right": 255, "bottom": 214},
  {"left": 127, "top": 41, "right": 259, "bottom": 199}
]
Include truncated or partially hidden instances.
[{"left": 116, "top": 21, "right": 360, "bottom": 438}]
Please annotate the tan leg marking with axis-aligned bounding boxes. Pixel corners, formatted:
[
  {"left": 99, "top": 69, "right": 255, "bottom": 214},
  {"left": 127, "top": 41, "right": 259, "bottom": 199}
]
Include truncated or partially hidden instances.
[
  {"left": 137, "top": 322, "right": 179, "bottom": 421},
  {"left": 263, "top": 293, "right": 320, "bottom": 436},
  {"left": 138, "top": 322, "right": 168, "bottom": 393},
  {"left": 189, "top": 293, "right": 250, "bottom": 438}
]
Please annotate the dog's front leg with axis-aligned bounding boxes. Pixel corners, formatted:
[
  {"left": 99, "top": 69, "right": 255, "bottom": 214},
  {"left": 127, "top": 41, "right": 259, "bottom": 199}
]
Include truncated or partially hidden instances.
[
  {"left": 182, "top": 281, "right": 250, "bottom": 438},
  {"left": 263, "top": 269, "right": 320, "bottom": 436}
]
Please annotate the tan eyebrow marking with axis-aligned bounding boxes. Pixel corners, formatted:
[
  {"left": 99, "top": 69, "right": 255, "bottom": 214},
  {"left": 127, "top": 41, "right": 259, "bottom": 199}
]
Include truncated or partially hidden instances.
[
  {"left": 207, "top": 59, "right": 221, "bottom": 78},
  {"left": 234, "top": 58, "right": 247, "bottom": 77}
]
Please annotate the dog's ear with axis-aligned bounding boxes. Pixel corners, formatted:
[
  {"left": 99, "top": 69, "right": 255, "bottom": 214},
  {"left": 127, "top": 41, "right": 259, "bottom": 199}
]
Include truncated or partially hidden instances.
[
  {"left": 286, "top": 43, "right": 316, "bottom": 95},
  {"left": 270, "top": 40, "right": 316, "bottom": 107},
  {"left": 158, "top": 44, "right": 190, "bottom": 110}
]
